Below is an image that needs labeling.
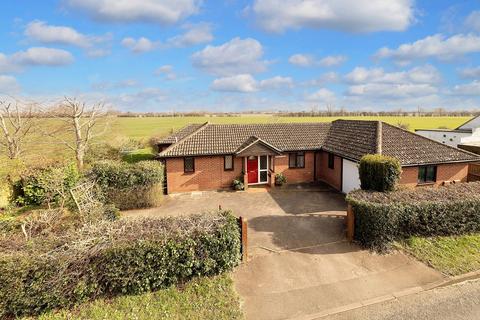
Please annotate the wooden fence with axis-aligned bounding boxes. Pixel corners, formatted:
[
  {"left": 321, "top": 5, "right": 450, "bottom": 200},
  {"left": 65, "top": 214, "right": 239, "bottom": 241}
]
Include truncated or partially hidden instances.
[
  {"left": 238, "top": 216, "right": 248, "bottom": 262},
  {"left": 468, "top": 163, "right": 480, "bottom": 182}
]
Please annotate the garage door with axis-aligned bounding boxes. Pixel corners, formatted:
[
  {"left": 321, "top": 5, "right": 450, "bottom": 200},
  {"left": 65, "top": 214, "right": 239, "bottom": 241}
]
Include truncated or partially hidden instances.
[{"left": 342, "top": 159, "right": 360, "bottom": 193}]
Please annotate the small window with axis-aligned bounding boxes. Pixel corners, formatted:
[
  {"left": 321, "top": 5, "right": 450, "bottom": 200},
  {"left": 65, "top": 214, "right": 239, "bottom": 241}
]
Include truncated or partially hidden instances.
[
  {"left": 418, "top": 165, "right": 437, "bottom": 184},
  {"left": 328, "top": 153, "right": 335, "bottom": 169},
  {"left": 289, "top": 152, "right": 305, "bottom": 168},
  {"left": 184, "top": 157, "right": 195, "bottom": 173},
  {"left": 224, "top": 155, "right": 234, "bottom": 171}
]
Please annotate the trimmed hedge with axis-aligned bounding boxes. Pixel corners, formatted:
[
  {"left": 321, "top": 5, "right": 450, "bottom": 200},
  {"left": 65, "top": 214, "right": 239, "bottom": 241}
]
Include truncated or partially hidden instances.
[
  {"left": 347, "top": 182, "right": 480, "bottom": 251},
  {"left": 358, "top": 154, "right": 401, "bottom": 192},
  {"left": 0, "top": 211, "right": 241, "bottom": 318},
  {"left": 88, "top": 160, "right": 164, "bottom": 210}
]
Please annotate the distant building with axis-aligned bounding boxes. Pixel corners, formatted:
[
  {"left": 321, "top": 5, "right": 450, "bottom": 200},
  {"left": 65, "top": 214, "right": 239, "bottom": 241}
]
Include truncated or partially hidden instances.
[{"left": 416, "top": 116, "right": 480, "bottom": 154}]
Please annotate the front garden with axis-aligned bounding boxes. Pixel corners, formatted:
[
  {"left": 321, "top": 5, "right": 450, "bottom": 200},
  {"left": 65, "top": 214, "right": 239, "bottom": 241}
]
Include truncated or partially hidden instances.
[
  {"left": 0, "top": 150, "right": 243, "bottom": 318},
  {"left": 348, "top": 154, "right": 480, "bottom": 276}
]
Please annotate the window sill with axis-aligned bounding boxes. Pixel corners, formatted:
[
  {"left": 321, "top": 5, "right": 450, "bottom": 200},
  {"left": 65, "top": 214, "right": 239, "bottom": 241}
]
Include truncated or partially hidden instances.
[{"left": 288, "top": 166, "right": 305, "bottom": 169}]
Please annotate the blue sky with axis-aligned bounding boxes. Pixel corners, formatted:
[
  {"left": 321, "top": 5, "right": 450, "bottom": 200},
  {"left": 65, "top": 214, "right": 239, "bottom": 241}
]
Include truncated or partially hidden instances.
[{"left": 0, "top": 0, "right": 479, "bottom": 112}]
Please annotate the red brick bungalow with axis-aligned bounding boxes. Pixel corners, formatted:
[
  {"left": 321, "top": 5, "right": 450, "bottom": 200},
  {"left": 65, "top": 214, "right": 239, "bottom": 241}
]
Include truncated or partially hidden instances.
[{"left": 156, "top": 120, "right": 480, "bottom": 194}]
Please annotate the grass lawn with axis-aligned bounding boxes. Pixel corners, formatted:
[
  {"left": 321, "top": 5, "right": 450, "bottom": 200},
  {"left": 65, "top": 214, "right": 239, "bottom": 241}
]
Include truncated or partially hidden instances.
[
  {"left": 402, "top": 234, "right": 480, "bottom": 276},
  {"left": 30, "top": 274, "right": 243, "bottom": 320}
]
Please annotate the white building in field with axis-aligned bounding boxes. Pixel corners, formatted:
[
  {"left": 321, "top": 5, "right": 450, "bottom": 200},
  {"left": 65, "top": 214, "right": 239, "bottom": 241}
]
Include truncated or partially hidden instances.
[{"left": 415, "top": 116, "right": 480, "bottom": 154}]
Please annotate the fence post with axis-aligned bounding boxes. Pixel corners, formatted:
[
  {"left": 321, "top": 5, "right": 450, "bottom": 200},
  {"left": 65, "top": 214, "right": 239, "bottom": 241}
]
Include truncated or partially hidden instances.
[
  {"left": 239, "top": 216, "right": 248, "bottom": 262},
  {"left": 346, "top": 204, "right": 354, "bottom": 242}
]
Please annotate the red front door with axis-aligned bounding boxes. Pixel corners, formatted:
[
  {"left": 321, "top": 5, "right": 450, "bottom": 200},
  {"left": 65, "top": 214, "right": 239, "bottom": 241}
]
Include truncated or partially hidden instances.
[{"left": 247, "top": 157, "right": 258, "bottom": 184}]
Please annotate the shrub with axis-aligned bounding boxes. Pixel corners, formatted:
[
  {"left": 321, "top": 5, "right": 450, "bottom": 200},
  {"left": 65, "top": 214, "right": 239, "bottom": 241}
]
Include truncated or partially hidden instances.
[
  {"left": 275, "top": 173, "right": 287, "bottom": 186},
  {"left": 13, "top": 163, "right": 80, "bottom": 207},
  {"left": 358, "top": 154, "right": 401, "bottom": 192},
  {"left": 347, "top": 182, "right": 480, "bottom": 251},
  {"left": 0, "top": 211, "right": 241, "bottom": 318},
  {"left": 232, "top": 176, "right": 244, "bottom": 191},
  {"left": 85, "top": 143, "right": 122, "bottom": 164},
  {"left": 88, "top": 160, "right": 164, "bottom": 210}
]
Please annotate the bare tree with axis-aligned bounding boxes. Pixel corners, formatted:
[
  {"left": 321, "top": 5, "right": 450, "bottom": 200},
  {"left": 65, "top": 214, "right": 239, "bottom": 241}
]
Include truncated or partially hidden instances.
[
  {"left": 46, "top": 97, "right": 109, "bottom": 170},
  {"left": 0, "top": 98, "right": 35, "bottom": 159}
]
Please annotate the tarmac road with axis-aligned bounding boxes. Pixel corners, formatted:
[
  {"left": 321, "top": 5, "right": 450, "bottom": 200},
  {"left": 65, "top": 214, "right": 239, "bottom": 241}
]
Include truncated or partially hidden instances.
[{"left": 322, "top": 279, "right": 480, "bottom": 320}]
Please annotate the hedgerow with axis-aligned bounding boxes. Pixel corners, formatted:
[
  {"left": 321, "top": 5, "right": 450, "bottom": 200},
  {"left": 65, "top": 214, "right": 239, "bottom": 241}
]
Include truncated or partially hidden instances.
[
  {"left": 347, "top": 182, "right": 480, "bottom": 251},
  {"left": 0, "top": 211, "right": 241, "bottom": 318},
  {"left": 87, "top": 160, "right": 164, "bottom": 210},
  {"left": 13, "top": 163, "right": 80, "bottom": 207},
  {"left": 358, "top": 154, "right": 401, "bottom": 192}
]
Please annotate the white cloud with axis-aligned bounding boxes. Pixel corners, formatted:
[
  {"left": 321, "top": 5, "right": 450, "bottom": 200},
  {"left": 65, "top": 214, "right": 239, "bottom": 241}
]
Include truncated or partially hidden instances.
[
  {"left": 211, "top": 74, "right": 294, "bottom": 92},
  {"left": 289, "top": 53, "right": 346, "bottom": 67},
  {"left": 26, "top": 21, "right": 91, "bottom": 47},
  {"left": 306, "top": 88, "right": 336, "bottom": 101},
  {"left": 347, "top": 83, "right": 438, "bottom": 98},
  {"left": 0, "top": 54, "right": 17, "bottom": 73},
  {"left": 344, "top": 65, "right": 440, "bottom": 100},
  {"left": 167, "top": 23, "right": 213, "bottom": 48},
  {"left": 452, "top": 80, "right": 480, "bottom": 96},
  {"left": 303, "top": 72, "right": 340, "bottom": 86},
  {"left": 192, "top": 37, "right": 268, "bottom": 76},
  {"left": 251, "top": 0, "right": 414, "bottom": 33},
  {"left": 344, "top": 65, "right": 441, "bottom": 84},
  {"left": 0, "top": 75, "right": 20, "bottom": 94},
  {"left": 155, "top": 65, "right": 177, "bottom": 80},
  {"left": 118, "top": 88, "right": 167, "bottom": 106},
  {"left": 375, "top": 33, "right": 480, "bottom": 63},
  {"left": 459, "top": 67, "right": 480, "bottom": 79},
  {"left": 11, "top": 47, "right": 74, "bottom": 66},
  {"left": 289, "top": 54, "right": 314, "bottom": 67},
  {"left": 121, "top": 37, "right": 159, "bottom": 53},
  {"left": 465, "top": 11, "right": 480, "bottom": 32},
  {"left": 259, "top": 76, "right": 293, "bottom": 89},
  {"left": 25, "top": 20, "right": 111, "bottom": 57},
  {"left": 0, "top": 47, "right": 74, "bottom": 73},
  {"left": 67, "top": 0, "right": 201, "bottom": 24},
  {"left": 318, "top": 55, "right": 347, "bottom": 67},
  {"left": 211, "top": 74, "right": 258, "bottom": 92}
]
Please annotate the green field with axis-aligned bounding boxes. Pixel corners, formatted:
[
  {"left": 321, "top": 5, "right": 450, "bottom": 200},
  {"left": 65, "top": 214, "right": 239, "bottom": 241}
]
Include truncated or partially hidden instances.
[{"left": 111, "top": 115, "right": 472, "bottom": 140}]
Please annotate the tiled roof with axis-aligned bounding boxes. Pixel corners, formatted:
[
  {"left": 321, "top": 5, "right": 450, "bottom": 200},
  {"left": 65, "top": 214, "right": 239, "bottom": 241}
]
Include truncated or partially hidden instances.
[
  {"left": 381, "top": 122, "right": 479, "bottom": 165},
  {"left": 158, "top": 120, "right": 480, "bottom": 165},
  {"left": 157, "top": 123, "right": 206, "bottom": 144},
  {"left": 322, "top": 120, "right": 379, "bottom": 161},
  {"left": 159, "top": 122, "right": 331, "bottom": 157}
]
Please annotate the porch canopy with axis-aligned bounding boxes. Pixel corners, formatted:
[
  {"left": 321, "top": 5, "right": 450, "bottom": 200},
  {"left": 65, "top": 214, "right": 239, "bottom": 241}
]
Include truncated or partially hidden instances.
[{"left": 235, "top": 136, "right": 282, "bottom": 157}]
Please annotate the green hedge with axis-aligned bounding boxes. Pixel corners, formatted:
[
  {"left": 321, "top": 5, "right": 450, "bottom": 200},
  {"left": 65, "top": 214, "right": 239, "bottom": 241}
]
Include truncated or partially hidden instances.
[
  {"left": 347, "top": 182, "right": 480, "bottom": 251},
  {"left": 358, "top": 154, "right": 401, "bottom": 192},
  {"left": 13, "top": 163, "right": 79, "bottom": 206},
  {"left": 88, "top": 160, "right": 164, "bottom": 210},
  {"left": 0, "top": 211, "right": 241, "bottom": 318}
]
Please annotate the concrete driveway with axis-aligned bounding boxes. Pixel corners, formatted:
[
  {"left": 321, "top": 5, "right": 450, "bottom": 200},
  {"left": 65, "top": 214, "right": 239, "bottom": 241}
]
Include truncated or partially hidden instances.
[{"left": 124, "top": 186, "right": 445, "bottom": 320}]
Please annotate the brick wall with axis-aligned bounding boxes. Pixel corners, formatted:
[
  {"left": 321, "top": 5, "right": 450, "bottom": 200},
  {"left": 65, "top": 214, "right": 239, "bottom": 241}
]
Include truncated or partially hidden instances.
[
  {"left": 166, "top": 156, "right": 243, "bottom": 193},
  {"left": 316, "top": 151, "right": 342, "bottom": 190},
  {"left": 273, "top": 151, "right": 315, "bottom": 184},
  {"left": 400, "top": 163, "right": 469, "bottom": 187}
]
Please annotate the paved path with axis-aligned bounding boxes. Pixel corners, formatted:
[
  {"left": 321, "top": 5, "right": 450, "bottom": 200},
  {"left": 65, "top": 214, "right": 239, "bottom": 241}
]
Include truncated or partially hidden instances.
[
  {"left": 321, "top": 279, "right": 480, "bottom": 320},
  {"left": 123, "top": 188, "right": 445, "bottom": 320}
]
